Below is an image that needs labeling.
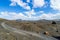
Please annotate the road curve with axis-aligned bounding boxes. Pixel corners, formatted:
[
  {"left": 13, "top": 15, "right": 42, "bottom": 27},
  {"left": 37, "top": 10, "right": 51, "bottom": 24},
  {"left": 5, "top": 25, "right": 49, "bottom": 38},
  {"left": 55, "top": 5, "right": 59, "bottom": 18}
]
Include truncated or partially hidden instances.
[{"left": 1, "top": 22, "right": 58, "bottom": 40}]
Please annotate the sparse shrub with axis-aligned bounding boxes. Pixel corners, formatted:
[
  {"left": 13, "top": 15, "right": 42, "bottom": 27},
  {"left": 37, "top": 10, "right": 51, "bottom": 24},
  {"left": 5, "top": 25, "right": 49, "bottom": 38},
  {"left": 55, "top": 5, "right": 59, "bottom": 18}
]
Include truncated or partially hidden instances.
[
  {"left": 33, "top": 22, "right": 36, "bottom": 24},
  {"left": 52, "top": 21, "right": 56, "bottom": 24},
  {"left": 52, "top": 21, "right": 59, "bottom": 32}
]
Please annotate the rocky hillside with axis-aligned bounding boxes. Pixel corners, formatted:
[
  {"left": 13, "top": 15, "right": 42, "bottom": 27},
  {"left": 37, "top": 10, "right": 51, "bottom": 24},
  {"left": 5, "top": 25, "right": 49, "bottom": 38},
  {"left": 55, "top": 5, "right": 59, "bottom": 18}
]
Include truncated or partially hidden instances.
[
  {"left": 0, "top": 18, "right": 60, "bottom": 40},
  {"left": 5, "top": 20, "right": 60, "bottom": 39}
]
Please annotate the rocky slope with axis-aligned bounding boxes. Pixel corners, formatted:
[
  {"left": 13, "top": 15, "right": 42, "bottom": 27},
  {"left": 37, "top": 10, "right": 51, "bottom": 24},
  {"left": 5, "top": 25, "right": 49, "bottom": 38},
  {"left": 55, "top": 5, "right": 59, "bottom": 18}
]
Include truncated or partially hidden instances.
[{"left": 0, "top": 18, "right": 60, "bottom": 40}]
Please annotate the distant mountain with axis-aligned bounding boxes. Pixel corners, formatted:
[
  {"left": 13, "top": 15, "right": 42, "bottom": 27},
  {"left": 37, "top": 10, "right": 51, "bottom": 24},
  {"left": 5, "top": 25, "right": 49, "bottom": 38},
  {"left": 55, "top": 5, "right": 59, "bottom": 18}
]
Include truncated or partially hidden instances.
[
  {"left": 16, "top": 19, "right": 22, "bottom": 21},
  {"left": 53, "top": 19, "right": 60, "bottom": 21}
]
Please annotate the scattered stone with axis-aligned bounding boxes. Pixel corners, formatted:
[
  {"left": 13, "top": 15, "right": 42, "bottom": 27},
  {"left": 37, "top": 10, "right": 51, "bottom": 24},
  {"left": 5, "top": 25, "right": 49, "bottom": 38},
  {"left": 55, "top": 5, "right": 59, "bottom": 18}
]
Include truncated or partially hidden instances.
[{"left": 43, "top": 31, "right": 49, "bottom": 36}]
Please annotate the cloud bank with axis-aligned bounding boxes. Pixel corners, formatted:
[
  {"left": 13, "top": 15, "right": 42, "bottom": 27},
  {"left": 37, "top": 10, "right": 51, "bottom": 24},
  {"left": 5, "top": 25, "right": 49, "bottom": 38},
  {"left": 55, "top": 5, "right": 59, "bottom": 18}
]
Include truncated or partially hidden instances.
[{"left": 0, "top": 11, "right": 60, "bottom": 20}]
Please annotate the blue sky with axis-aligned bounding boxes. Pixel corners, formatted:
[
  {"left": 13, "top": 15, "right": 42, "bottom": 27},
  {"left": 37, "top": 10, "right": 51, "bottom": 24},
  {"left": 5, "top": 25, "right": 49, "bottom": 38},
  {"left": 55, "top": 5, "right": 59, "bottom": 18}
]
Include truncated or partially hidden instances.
[{"left": 0, "top": 0, "right": 60, "bottom": 20}]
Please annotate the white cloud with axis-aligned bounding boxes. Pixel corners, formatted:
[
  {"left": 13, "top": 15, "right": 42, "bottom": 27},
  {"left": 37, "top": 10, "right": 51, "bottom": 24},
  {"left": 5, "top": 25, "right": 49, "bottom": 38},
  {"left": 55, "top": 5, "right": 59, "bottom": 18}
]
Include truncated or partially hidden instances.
[
  {"left": 1, "top": 0, "right": 59, "bottom": 20},
  {"left": 10, "top": 2, "right": 16, "bottom": 6},
  {"left": 0, "top": 11, "right": 39, "bottom": 20},
  {"left": 39, "top": 13, "right": 53, "bottom": 20},
  {"left": 0, "top": 11, "right": 60, "bottom": 20},
  {"left": 10, "top": 0, "right": 31, "bottom": 10},
  {"left": 0, "top": 12, "right": 27, "bottom": 20},
  {"left": 0, "top": 11, "right": 37, "bottom": 20},
  {"left": 10, "top": 0, "right": 46, "bottom": 9},
  {"left": 39, "top": 13, "right": 60, "bottom": 20},
  {"left": 33, "top": 0, "right": 45, "bottom": 8},
  {"left": 50, "top": 0, "right": 60, "bottom": 10},
  {"left": 25, "top": 9, "right": 36, "bottom": 18},
  {"left": 27, "top": 0, "right": 30, "bottom": 3}
]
